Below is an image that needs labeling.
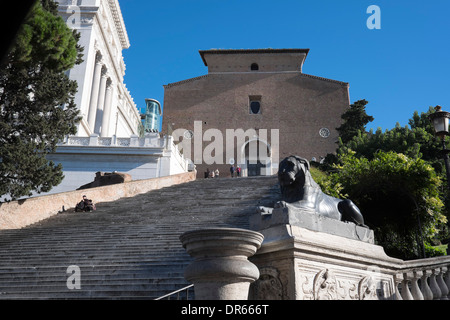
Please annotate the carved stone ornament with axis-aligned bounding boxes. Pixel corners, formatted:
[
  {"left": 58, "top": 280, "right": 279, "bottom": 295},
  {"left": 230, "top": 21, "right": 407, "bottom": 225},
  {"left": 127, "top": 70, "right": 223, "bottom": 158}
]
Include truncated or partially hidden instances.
[
  {"left": 95, "top": 52, "right": 103, "bottom": 64},
  {"left": 80, "top": 17, "right": 94, "bottom": 25},
  {"left": 250, "top": 267, "right": 283, "bottom": 300},
  {"left": 313, "top": 269, "right": 338, "bottom": 300},
  {"left": 301, "top": 269, "right": 382, "bottom": 300},
  {"left": 358, "top": 276, "right": 378, "bottom": 300},
  {"left": 338, "top": 280, "right": 358, "bottom": 300}
]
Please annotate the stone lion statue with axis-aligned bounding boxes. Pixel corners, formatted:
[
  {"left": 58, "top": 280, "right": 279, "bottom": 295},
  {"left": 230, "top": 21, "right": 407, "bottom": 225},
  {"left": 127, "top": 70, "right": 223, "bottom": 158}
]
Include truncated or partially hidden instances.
[{"left": 274, "top": 155, "right": 366, "bottom": 227}]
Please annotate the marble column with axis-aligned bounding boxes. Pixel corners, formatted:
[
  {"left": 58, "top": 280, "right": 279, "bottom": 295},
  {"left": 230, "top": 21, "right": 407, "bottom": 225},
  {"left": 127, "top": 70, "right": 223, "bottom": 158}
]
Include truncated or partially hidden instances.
[
  {"left": 94, "top": 68, "right": 108, "bottom": 134},
  {"left": 100, "top": 80, "right": 113, "bottom": 137},
  {"left": 87, "top": 54, "right": 103, "bottom": 133}
]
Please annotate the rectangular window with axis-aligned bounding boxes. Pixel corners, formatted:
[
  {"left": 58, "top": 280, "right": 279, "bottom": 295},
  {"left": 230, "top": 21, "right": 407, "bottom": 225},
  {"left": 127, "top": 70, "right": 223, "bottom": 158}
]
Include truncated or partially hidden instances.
[{"left": 249, "top": 96, "right": 262, "bottom": 115}]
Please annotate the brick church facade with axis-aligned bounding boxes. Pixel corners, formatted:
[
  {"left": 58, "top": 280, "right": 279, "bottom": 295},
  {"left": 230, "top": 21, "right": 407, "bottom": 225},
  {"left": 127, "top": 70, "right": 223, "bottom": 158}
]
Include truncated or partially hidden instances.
[{"left": 162, "top": 49, "right": 350, "bottom": 178}]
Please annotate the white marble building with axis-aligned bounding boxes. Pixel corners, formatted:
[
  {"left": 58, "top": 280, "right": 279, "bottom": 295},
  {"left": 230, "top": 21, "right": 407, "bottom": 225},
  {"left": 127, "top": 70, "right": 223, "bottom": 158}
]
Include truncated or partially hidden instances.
[
  {"left": 33, "top": 0, "right": 192, "bottom": 196},
  {"left": 58, "top": 0, "right": 141, "bottom": 137}
]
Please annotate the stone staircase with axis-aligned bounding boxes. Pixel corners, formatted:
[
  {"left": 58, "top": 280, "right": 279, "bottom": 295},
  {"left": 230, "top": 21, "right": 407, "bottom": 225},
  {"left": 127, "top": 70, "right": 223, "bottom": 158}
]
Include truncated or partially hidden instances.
[{"left": 0, "top": 176, "right": 280, "bottom": 299}]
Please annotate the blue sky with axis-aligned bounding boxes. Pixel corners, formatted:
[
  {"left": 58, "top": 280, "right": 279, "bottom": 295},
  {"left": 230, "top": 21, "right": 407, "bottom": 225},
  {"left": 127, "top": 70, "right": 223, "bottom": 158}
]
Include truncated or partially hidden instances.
[{"left": 120, "top": 0, "right": 450, "bottom": 132}]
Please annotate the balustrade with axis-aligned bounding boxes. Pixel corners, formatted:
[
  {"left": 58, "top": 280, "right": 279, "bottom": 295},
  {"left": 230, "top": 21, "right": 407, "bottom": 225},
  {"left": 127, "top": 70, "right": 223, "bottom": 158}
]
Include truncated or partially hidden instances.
[
  {"left": 62, "top": 133, "right": 191, "bottom": 174},
  {"left": 65, "top": 133, "right": 162, "bottom": 148},
  {"left": 394, "top": 264, "right": 450, "bottom": 300}
]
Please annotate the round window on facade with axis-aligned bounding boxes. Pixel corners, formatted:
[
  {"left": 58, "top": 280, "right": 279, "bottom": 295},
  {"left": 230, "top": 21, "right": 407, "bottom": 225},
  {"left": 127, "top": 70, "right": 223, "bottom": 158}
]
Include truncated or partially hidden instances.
[{"left": 319, "top": 128, "right": 331, "bottom": 138}]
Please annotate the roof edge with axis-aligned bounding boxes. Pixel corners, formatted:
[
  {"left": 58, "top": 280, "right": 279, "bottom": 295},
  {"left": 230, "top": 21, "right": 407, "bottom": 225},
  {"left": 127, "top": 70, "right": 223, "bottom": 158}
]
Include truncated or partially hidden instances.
[
  {"left": 300, "top": 73, "right": 349, "bottom": 87},
  {"left": 164, "top": 74, "right": 209, "bottom": 88},
  {"left": 199, "top": 48, "right": 310, "bottom": 66}
]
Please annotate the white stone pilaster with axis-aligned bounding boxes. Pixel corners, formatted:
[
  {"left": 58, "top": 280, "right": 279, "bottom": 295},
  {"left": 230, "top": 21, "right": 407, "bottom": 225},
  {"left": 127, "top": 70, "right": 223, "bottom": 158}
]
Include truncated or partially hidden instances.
[
  {"left": 94, "top": 68, "right": 108, "bottom": 134},
  {"left": 87, "top": 54, "right": 103, "bottom": 133},
  {"left": 101, "top": 80, "right": 114, "bottom": 137}
]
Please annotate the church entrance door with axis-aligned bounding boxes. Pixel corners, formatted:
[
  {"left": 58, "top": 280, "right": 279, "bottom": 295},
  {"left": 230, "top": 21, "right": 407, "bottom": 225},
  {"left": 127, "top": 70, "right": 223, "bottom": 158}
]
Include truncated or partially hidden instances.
[
  {"left": 247, "top": 160, "right": 266, "bottom": 176},
  {"left": 242, "top": 139, "right": 271, "bottom": 177}
]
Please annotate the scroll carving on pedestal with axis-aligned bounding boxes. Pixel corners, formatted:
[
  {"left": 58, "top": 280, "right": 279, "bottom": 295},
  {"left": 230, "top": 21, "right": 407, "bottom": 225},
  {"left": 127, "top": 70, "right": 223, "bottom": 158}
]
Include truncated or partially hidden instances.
[
  {"left": 358, "top": 276, "right": 378, "bottom": 300},
  {"left": 313, "top": 269, "right": 337, "bottom": 300},
  {"left": 300, "top": 268, "right": 389, "bottom": 300},
  {"left": 250, "top": 267, "right": 283, "bottom": 300}
]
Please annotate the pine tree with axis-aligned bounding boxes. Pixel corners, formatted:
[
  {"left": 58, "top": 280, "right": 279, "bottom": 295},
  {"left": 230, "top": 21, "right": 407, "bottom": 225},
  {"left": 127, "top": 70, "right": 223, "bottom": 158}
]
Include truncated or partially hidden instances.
[
  {"left": 336, "top": 99, "right": 374, "bottom": 144},
  {"left": 0, "top": 0, "right": 83, "bottom": 201}
]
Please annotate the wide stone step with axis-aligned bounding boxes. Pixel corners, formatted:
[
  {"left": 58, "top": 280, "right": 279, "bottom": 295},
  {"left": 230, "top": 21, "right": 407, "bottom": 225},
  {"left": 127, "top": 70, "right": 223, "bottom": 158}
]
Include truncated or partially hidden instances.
[
  {"left": 0, "top": 245, "right": 187, "bottom": 253},
  {"left": 0, "top": 259, "right": 191, "bottom": 269},
  {"left": 0, "top": 280, "right": 189, "bottom": 291},
  {"left": 0, "top": 289, "right": 183, "bottom": 300}
]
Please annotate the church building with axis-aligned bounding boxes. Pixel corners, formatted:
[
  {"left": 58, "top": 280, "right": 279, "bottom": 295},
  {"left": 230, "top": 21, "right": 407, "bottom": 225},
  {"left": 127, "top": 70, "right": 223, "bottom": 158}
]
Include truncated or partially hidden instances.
[{"left": 163, "top": 49, "right": 350, "bottom": 178}]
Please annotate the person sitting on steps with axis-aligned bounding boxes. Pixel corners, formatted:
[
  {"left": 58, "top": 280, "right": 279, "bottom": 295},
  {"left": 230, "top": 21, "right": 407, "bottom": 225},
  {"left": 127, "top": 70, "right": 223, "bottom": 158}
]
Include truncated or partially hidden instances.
[{"left": 75, "top": 195, "right": 96, "bottom": 212}]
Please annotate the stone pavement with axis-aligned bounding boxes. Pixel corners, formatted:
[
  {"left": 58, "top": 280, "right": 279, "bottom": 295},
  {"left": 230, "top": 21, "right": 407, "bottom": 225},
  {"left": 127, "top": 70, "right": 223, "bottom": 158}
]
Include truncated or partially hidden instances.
[{"left": 0, "top": 176, "right": 280, "bottom": 299}]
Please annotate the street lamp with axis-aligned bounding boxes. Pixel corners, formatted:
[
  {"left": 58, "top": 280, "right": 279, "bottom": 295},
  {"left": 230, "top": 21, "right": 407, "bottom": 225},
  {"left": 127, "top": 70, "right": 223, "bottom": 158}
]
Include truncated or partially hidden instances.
[
  {"left": 429, "top": 105, "right": 450, "bottom": 187},
  {"left": 429, "top": 106, "right": 450, "bottom": 255}
]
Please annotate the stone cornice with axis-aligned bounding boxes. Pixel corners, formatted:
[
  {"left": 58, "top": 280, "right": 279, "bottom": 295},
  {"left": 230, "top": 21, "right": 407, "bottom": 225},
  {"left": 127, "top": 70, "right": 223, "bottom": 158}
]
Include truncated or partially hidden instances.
[
  {"left": 58, "top": 1, "right": 130, "bottom": 49},
  {"left": 107, "top": 0, "right": 130, "bottom": 49}
]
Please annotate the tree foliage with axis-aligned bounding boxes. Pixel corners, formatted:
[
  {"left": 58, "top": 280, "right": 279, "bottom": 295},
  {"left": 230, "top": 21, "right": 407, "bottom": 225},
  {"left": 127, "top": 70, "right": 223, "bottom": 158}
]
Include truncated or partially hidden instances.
[
  {"left": 336, "top": 107, "right": 446, "bottom": 172},
  {"left": 319, "top": 102, "right": 449, "bottom": 259},
  {"left": 328, "top": 150, "right": 446, "bottom": 259},
  {"left": 336, "top": 99, "right": 374, "bottom": 144},
  {"left": 0, "top": 0, "right": 83, "bottom": 201}
]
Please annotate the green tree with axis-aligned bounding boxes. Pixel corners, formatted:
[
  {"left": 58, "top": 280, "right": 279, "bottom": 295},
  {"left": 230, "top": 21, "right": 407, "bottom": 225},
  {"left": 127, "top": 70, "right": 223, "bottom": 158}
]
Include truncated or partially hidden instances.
[
  {"left": 329, "top": 150, "right": 447, "bottom": 259},
  {"left": 335, "top": 107, "right": 444, "bottom": 168},
  {"left": 322, "top": 106, "right": 450, "bottom": 258},
  {"left": 0, "top": 0, "right": 83, "bottom": 201},
  {"left": 336, "top": 99, "right": 374, "bottom": 144}
]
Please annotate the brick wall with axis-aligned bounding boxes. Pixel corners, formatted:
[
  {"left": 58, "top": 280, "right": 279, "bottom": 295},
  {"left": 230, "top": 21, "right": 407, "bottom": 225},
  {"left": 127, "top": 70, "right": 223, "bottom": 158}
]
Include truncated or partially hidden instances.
[{"left": 163, "top": 63, "right": 349, "bottom": 178}]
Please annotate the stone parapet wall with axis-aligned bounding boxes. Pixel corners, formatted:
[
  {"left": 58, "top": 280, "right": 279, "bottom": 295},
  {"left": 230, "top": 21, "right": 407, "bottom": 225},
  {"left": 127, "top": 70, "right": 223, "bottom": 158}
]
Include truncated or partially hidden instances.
[{"left": 0, "top": 171, "right": 196, "bottom": 230}]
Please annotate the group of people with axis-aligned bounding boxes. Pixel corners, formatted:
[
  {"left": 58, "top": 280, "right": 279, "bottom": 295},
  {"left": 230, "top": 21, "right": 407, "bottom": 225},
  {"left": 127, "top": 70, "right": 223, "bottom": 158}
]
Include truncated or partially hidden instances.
[
  {"left": 204, "top": 165, "right": 242, "bottom": 178},
  {"left": 205, "top": 168, "right": 220, "bottom": 178},
  {"left": 229, "top": 165, "right": 241, "bottom": 178}
]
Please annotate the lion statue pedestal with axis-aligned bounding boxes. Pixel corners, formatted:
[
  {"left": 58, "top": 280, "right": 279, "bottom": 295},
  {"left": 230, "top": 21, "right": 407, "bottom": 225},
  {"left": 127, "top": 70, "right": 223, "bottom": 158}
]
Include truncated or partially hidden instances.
[{"left": 250, "top": 202, "right": 374, "bottom": 244}]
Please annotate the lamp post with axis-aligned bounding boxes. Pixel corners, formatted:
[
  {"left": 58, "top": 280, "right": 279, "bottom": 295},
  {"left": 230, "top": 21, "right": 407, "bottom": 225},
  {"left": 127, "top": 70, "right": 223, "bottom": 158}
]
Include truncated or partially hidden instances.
[
  {"left": 429, "top": 105, "right": 450, "bottom": 256},
  {"left": 429, "top": 105, "right": 450, "bottom": 187}
]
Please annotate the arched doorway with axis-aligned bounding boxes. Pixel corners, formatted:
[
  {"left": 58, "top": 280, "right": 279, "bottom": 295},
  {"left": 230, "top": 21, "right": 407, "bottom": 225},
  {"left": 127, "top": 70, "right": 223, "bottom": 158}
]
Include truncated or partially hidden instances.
[{"left": 240, "top": 139, "right": 272, "bottom": 177}]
